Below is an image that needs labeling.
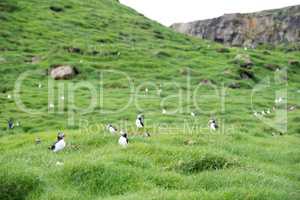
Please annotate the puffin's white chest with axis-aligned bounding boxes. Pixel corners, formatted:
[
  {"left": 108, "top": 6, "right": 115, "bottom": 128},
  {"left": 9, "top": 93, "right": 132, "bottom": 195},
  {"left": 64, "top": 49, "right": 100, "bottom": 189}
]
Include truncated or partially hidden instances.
[
  {"left": 118, "top": 136, "right": 128, "bottom": 147},
  {"left": 53, "top": 139, "right": 66, "bottom": 152},
  {"left": 210, "top": 123, "right": 217, "bottom": 131}
]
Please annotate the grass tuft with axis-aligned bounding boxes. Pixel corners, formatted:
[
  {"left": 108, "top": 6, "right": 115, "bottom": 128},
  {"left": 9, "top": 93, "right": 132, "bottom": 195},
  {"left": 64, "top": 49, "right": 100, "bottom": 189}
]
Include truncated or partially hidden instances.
[{"left": 175, "top": 153, "right": 238, "bottom": 174}]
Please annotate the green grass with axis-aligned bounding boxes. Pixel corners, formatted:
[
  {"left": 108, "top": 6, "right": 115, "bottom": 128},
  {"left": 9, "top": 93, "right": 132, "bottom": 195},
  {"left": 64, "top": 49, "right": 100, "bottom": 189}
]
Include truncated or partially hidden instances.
[
  {"left": 0, "top": 0, "right": 300, "bottom": 199},
  {"left": 1, "top": 131, "right": 299, "bottom": 199}
]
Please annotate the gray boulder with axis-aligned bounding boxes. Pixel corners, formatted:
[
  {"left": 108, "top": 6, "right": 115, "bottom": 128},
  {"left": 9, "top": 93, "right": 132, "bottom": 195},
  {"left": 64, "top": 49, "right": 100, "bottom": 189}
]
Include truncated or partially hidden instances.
[{"left": 49, "top": 65, "right": 78, "bottom": 80}]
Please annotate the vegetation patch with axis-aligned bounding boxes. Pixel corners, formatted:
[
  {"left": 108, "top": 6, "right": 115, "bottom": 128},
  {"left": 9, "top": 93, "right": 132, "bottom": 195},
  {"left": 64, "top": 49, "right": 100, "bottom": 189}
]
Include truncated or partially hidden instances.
[
  {"left": 238, "top": 68, "right": 255, "bottom": 80},
  {"left": 154, "top": 30, "right": 165, "bottom": 39},
  {"left": 175, "top": 154, "right": 238, "bottom": 174},
  {"left": 65, "top": 163, "right": 142, "bottom": 196},
  {"left": 50, "top": 6, "right": 64, "bottom": 12},
  {"left": 148, "top": 173, "right": 185, "bottom": 190},
  {"left": 0, "top": 170, "right": 41, "bottom": 200},
  {"left": 155, "top": 51, "right": 171, "bottom": 58},
  {"left": 264, "top": 63, "right": 280, "bottom": 71},
  {"left": 233, "top": 54, "right": 253, "bottom": 68},
  {"left": 0, "top": 1, "right": 18, "bottom": 13},
  {"left": 217, "top": 47, "right": 230, "bottom": 53}
]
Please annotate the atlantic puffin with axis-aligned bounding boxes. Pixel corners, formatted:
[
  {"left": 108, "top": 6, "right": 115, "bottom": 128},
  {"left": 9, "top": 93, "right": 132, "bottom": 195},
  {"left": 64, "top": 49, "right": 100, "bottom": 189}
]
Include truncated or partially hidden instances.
[
  {"left": 50, "top": 132, "right": 66, "bottom": 152},
  {"left": 136, "top": 114, "right": 144, "bottom": 128},
  {"left": 209, "top": 119, "right": 218, "bottom": 131},
  {"left": 107, "top": 124, "right": 117, "bottom": 134},
  {"left": 8, "top": 119, "right": 14, "bottom": 129},
  {"left": 119, "top": 131, "right": 128, "bottom": 147}
]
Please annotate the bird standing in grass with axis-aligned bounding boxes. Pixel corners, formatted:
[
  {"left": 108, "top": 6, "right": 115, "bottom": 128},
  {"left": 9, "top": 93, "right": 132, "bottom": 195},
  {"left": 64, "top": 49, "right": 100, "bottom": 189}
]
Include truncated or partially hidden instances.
[
  {"left": 136, "top": 114, "right": 144, "bottom": 129},
  {"left": 35, "top": 138, "right": 41, "bottom": 144},
  {"left": 8, "top": 119, "right": 14, "bottom": 129},
  {"left": 209, "top": 119, "right": 218, "bottom": 131},
  {"left": 119, "top": 131, "right": 128, "bottom": 147},
  {"left": 50, "top": 132, "right": 66, "bottom": 152},
  {"left": 275, "top": 97, "right": 283, "bottom": 104},
  {"left": 107, "top": 124, "right": 117, "bottom": 134},
  {"left": 145, "top": 88, "right": 149, "bottom": 96},
  {"left": 144, "top": 132, "right": 151, "bottom": 137}
]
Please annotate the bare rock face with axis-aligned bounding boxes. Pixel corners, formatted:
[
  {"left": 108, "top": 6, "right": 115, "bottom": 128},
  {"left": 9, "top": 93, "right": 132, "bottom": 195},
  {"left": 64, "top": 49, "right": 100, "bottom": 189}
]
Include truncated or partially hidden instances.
[
  {"left": 171, "top": 5, "right": 300, "bottom": 47},
  {"left": 49, "top": 65, "right": 78, "bottom": 80}
]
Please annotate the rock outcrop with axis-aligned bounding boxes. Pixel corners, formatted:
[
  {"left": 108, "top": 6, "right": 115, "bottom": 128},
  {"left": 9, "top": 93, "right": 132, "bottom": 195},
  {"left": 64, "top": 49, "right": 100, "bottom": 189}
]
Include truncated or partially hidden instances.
[
  {"left": 171, "top": 5, "right": 300, "bottom": 47},
  {"left": 49, "top": 65, "right": 79, "bottom": 80}
]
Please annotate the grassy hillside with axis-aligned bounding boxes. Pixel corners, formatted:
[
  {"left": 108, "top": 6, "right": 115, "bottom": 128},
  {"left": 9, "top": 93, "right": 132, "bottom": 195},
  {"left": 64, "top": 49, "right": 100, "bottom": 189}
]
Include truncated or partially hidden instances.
[{"left": 0, "top": 0, "right": 299, "bottom": 199}]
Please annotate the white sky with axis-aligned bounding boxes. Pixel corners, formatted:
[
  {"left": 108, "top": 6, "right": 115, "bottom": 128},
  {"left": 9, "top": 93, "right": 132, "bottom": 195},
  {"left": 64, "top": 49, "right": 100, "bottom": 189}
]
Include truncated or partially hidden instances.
[{"left": 120, "top": 0, "right": 300, "bottom": 26}]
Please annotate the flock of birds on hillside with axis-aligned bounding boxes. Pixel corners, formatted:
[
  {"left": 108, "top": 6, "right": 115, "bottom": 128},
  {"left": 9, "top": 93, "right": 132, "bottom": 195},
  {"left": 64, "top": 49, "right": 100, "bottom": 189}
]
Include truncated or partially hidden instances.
[
  {"left": 253, "top": 97, "right": 286, "bottom": 117},
  {"left": 4, "top": 82, "right": 291, "bottom": 153},
  {"left": 45, "top": 114, "right": 218, "bottom": 152},
  {"left": 6, "top": 113, "right": 219, "bottom": 153},
  {"left": 48, "top": 114, "right": 218, "bottom": 152}
]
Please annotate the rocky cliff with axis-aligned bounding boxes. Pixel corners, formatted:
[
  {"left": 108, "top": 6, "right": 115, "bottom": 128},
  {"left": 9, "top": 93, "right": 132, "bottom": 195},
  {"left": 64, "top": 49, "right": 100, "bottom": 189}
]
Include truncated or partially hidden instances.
[{"left": 171, "top": 5, "right": 300, "bottom": 47}]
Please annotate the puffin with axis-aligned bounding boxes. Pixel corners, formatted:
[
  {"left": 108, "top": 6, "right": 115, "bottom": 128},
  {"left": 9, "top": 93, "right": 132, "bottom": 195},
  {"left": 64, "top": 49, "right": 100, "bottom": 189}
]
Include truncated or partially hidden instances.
[
  {"left": 8, "top": 119, "right": 14, "bottom": 129},
  {"left": 119, "top": 131, "right": 128, "bottom": 147},
  {"left": 275, "top": 97, "right": 283, "bottom": 104},
  {"left": 144, "top": 132, "right": 151, "bottom": 137},
  {"left": 50, "top": 132, "right": 66, "bottom": 152},
  {"left": 136, "top": 114, "right": 144, "bottom": 128},
  {"left": 209, "top": 119, "right": 218, "bottom": 131},
  {"left": 35, "top": 137, "right": 41, "bottom": 144},
  {"left": 107, "top": 124, "right": 117, "bottom": 134}
]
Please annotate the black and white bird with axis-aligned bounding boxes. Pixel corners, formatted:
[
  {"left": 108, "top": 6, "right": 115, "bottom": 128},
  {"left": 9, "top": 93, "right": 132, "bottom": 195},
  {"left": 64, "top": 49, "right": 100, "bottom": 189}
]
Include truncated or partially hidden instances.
[
  {"left": 118, "top": 131, "right": 128, "bottom": 147},
  {"left": 8, "top": 119, "right": 14, "bottom": 129},
  {"left": 136, "top": 114, "right": 144, "bottom": 128},
  {"left": 209, "top": 119, "right": 218, "bottom": 131},
  {"left": 275, "top": 97, "right": 283, "bottom": 104},
  {"left": 107, "top": 124, "right": 117, "bottom": 134},
  {"left": 35, "top": 137, "right": 41, "bottom": 144},
  {"left": 50, "top": 132, "right": 66, "bottom": 152},
  {"left": 144, "top": 132, "right": 151, "bottom": 137}
]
